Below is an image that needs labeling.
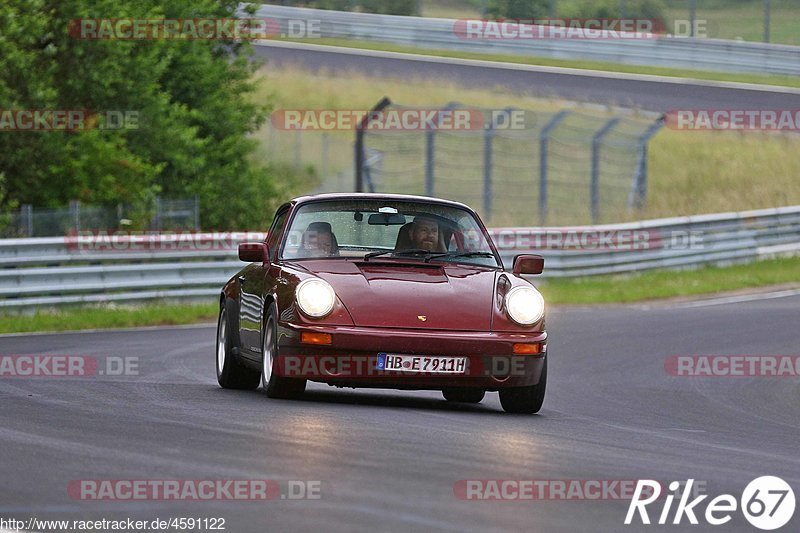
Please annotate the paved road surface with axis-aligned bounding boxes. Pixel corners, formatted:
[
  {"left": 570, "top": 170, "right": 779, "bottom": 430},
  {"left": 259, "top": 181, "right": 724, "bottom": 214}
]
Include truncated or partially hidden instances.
[{"left": 1, "top": 294, "right": 798, "bottom": 532}]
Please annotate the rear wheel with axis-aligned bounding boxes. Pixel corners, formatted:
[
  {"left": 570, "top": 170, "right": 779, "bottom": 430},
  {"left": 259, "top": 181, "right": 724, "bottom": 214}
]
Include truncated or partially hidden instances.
[
  {"left": 262, "top": 303, "right": 306, "bottom": 399},
  {"left": 216, "top": 303, "right": 260, "bottom": 390},
  {"left": 442, "top": 388, "right": 485, "bottom": 404},
  {"left": 498, "top": 358, "right": 547, "bottom": 414}
]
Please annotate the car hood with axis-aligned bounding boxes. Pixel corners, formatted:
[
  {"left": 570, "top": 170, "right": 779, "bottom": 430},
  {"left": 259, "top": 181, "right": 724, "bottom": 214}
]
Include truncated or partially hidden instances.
[{"left": 295, "top": 260, "right": 498, "bottom": 331}]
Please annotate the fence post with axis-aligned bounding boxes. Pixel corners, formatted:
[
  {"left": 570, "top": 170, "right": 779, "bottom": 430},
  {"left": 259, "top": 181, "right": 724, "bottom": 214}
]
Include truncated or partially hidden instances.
[
  {"left": 355, "top": 97, "right": 391, "bottom": 193},
  {"left": 21, "top": 204, "right": 33, "bottom": 237},
  {"left": 483, "top": 119, "right": 494, "bottom": 221},
  {"left": 363, "top": 149, "right": 377, "bottom": 193},
  {"left": 425, "top": 129, "right": 435, "bottom": 197},
  {"left": 294, "top": 130, "right": 301, "bottom": 170},
  {"left": 538, "top": 110, "right": 570, "bottom": 226},
  {"left": 154, "top": 196, "right": 162, "bottom": 232},
  {"left": 321, "top": 132, "right": 329, "bottom": 180},
  {"left": 69, "top": 200, "right": 81, "bottom": 233},
  {"left": 629, "top": 116, "right": 665, "bottom": 211},
  {"left": 193, "top": 195, "right": 200, "bottom": 230},
  {"left": 764, "top": 0, "right": 771, "bottom": 42},
  {"left": 591, "top": 118, "right": 620, "bottom": 224}
]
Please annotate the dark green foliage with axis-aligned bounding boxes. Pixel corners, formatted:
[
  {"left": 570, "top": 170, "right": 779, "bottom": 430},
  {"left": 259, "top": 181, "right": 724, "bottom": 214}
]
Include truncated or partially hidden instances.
[{"left": 0, "top": 0, "right": 285, "bottom": 229}]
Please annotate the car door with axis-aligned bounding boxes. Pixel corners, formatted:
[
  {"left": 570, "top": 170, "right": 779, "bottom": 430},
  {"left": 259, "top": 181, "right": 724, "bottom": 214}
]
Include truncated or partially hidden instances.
[{"left": 238, "top": 207, "right": 289, "bottom": 359}]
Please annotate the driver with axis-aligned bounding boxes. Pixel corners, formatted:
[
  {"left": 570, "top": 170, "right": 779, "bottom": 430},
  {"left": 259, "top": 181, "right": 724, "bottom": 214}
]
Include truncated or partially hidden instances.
[
  {"left": 300, "top": 222, "right": 338, "bottom": 257},
  {"left": 408, "top": 215, "right": 444, "bottom": 252}
]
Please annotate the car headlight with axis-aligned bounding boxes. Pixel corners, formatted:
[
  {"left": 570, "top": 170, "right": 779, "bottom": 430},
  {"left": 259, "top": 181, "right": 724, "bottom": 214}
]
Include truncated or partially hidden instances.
[
  {"left": 505, "top": 286, "right": 545, "bottom": 325},
  {"left": 296, "top": 278, "right": 336, "bottom": 318}
]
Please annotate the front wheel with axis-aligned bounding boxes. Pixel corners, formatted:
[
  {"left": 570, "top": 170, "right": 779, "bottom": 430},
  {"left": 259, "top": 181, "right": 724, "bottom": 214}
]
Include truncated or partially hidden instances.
[
  {"left": 498, "top": 358, "right": 547, "bottom": 414},
  {"left": 216, "top": 303, "right": 260, "bottom": 390},
  {"left": 442, "top": 388, "right": 485, "bottom": 403},
  {"left": 262, "top": 303, "right": 306, "bottom": 399}
]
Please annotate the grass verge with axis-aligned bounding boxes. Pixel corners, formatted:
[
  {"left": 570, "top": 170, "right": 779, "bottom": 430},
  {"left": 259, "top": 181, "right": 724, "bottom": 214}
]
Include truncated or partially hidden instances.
[
  {"left": 0, "top": 302, "right": 218, "bottom": 335},
  {"left": 540, "top": 256, "right": 800, "bottom": 305},
  {"left": 282, "top": 37, "right": 800, "bottom": 89}
]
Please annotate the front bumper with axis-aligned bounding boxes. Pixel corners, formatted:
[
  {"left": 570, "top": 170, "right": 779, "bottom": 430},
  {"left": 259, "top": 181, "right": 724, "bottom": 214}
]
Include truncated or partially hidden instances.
[{"left": 275, "top": 322, "right": 547, "bottom": 390}]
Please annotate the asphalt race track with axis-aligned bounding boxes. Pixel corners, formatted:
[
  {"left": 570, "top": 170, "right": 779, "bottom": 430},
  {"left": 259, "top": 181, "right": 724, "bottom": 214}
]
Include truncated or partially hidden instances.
[
  {"left": 252, "top": 42, "right": 800, "bottom": 112},
  {"left": 1, "top": 293, "right": 798, "bottom": 532}
]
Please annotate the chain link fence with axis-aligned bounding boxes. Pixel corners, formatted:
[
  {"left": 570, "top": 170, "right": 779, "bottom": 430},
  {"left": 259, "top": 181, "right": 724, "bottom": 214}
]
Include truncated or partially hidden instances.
[
  {"left": 262, "top": 102, "right": 664, "bottom": 226},
  {"left": 360, "top": 104, "right": 664, "bottom": 225},
  {"left": 0, "top": 197, "right": 200, "bottom": 238}
]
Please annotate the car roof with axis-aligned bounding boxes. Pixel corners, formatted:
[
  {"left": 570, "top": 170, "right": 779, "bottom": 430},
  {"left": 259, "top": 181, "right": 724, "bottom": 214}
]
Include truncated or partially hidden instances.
[{"left": 288, "top": 193, "right": 474, "bottom": 212}]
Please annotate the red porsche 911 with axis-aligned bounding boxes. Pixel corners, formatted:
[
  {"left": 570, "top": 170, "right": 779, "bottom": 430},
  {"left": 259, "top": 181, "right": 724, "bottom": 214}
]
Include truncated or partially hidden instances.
[{"left": 216, "top": 193, "right": 547, "bottom": 413}]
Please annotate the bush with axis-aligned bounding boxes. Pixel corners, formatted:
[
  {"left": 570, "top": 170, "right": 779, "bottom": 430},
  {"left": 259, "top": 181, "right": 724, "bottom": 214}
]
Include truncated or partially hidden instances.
[
  {"left": 488, "top": 0, "right": 666, "bottom": 21},
  {"left": 260, "top": 0, "right": 417, "bottom": 15},
  {"left": 0, "top": 0, "right": 287, "bottom": 230}
]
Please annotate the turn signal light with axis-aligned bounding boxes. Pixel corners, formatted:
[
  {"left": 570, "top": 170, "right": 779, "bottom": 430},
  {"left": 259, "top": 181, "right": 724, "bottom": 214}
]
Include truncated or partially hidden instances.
[
  {"left": 513, "top": 343, "right": 541, "bottom": 355},
  {"left": 301, "top": 332, "right": 332, "bottom": 345}
]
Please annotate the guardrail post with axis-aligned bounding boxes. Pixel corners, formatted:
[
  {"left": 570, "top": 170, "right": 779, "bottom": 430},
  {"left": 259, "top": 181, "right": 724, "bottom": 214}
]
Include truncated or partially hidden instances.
[
  {"left": 483, "top": 118, "right": 494, "bottom": 221},
  {"left": 69, "top": 200, "right": 80, "bottom": 233},
  {"left": 193, "top": 195, "right": 200, "bottom": 230},
  {"left": 538, "top": 110, "right": 570, "bottom": 226},
  {"left": 154, "top": 196, "right": 162, "bottom": 231},
  {"left": 20, "top": 204, "right": 33, "bottom": 237},
  {"left": 355, "top": 97, "right": 391, "bottom": 193},
  {"left": 591, "top": 118, "right": 620, "bottom": 224},
  {"left": 629, "top": 116, "right": 665, "bottom": 210}
]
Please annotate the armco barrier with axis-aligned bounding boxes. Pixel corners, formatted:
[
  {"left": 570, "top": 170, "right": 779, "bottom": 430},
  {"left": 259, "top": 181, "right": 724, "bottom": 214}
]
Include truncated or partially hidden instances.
[
  {"left": 0, "top": 205, "right": 798, "bottom": 308},
  {"left": 248, "top": 4, "right": 800, "bottom": 76}
]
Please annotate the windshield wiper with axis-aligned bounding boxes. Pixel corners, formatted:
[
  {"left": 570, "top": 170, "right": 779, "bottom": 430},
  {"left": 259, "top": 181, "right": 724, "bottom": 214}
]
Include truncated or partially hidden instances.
[
  {"left": 422, "top": 251, "right": 496, "bottom": 263},
  {"left": 363, "top": 250, "right": 496, "bottom": 263},
  {"left": 363, "top": 248, "right": 433, "bottom": 261}
]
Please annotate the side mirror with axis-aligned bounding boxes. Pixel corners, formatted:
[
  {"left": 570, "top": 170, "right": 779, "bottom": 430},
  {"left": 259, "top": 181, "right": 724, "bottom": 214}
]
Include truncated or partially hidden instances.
[
  {"left": 238, "top": 242, "right": 269, "bottom": 263},
  {"left": 513, "top": 254, "right": 544, "bottom": 275}
]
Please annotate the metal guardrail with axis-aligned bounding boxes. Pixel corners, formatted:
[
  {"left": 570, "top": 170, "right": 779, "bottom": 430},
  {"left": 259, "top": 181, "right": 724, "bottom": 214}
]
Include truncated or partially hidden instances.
[
  {"left": 0, "top": 205, "right": 798, "bottom": 309},
  {"left": 249, "top": 4, "right": 800, "bottom": 76}
]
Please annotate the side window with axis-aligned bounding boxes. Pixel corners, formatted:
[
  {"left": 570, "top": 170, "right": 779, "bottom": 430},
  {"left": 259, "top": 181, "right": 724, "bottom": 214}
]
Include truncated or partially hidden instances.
[{"left": 266, "top": 209, "right": 289, "bottom": 261}]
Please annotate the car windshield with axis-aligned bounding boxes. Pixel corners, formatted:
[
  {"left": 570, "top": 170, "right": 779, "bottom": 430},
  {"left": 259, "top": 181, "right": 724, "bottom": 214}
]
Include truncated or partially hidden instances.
[{"left": 280, "top": 199, "right": 501, "bottom": 268}]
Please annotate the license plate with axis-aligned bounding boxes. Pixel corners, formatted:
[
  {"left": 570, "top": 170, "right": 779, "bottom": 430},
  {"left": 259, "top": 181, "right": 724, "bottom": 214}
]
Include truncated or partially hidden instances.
[{"left": 376, "top": 353, "right": 467, "bottom": 374}]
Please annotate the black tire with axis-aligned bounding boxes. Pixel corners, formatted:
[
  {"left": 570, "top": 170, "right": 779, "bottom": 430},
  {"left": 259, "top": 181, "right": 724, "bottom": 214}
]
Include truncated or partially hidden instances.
[
  {"left": 216, "top": 302, "right": 261, "bottom": 390},
  {"left": 262, "top": 302, "right": 306, "bottom": 399},
  {"left": 442, "top": 388, "right": 485, "bottom": 404},
  {"left": 498, "top": 357, "right": 547, "bottom": 414}
]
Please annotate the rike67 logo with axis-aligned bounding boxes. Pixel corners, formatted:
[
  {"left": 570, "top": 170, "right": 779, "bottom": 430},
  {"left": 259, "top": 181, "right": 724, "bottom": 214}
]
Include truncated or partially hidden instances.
[{"left": 626, "top": 477, "right": 796, "bottom": 530}]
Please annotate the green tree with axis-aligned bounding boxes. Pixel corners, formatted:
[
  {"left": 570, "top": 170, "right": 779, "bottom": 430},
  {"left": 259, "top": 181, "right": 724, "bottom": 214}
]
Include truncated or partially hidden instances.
[{"left": 0, "top": 0, "right": 283, "bottom": 229}]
